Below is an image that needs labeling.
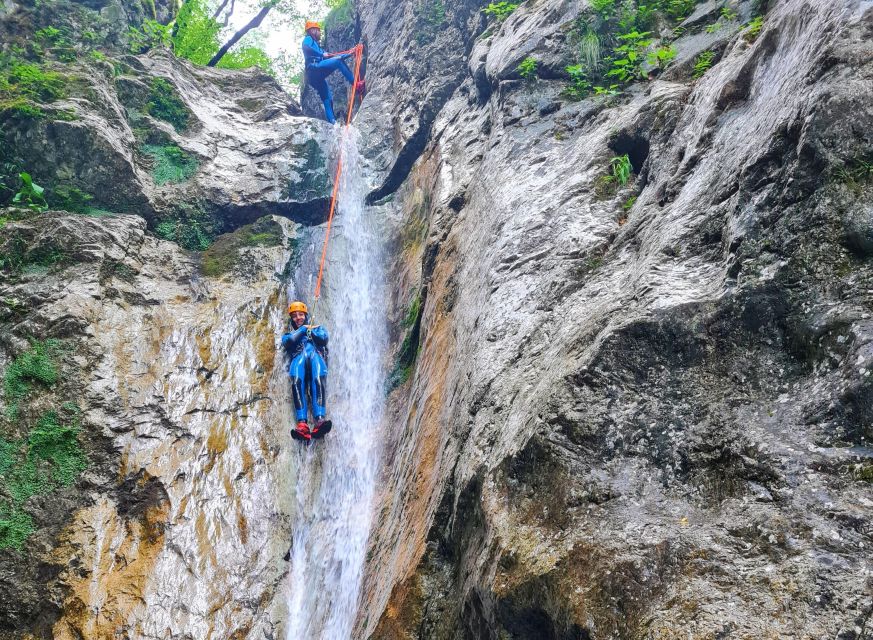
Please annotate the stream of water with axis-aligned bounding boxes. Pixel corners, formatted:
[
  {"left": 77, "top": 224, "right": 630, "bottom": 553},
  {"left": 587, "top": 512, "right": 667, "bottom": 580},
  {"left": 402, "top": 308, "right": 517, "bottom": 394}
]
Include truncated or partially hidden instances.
[{"left": 285, "top": 127, "right": 386, "bottom": 639}]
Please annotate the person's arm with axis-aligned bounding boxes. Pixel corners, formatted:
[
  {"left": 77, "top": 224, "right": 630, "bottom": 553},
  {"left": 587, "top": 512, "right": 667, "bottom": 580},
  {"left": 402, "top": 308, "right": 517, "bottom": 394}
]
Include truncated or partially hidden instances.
[
  {"left": 309, "top": 325, "right": 329, "bottom": 346},
  {"left": 302, "top": 36, "right": 324, "bottom": 62},
  {"left": 281, "top": 325, "right": 308, "bottom": 349}
]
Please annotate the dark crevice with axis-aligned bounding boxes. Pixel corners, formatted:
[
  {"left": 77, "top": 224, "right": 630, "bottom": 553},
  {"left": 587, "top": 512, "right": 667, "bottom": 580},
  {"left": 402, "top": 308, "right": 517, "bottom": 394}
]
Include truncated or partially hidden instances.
[
  {"left": 215, "top": 198, "right": 330, "bottom": 233},
  {"left": 366, "top": 77, "right": 465, "bottom": 204},
  {"left": 609, "top": 130, "right": 650, "bottom": 175}
]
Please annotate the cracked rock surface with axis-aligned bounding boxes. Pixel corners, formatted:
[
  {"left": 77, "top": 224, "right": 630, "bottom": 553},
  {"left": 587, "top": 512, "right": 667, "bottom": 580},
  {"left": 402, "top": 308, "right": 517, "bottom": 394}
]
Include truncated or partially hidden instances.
[
  {"left": 0, "top": 212, "right": 302, "bottom": 638},
  {"left": 357, "top": 0, "right": 873, "bottom": 637}
]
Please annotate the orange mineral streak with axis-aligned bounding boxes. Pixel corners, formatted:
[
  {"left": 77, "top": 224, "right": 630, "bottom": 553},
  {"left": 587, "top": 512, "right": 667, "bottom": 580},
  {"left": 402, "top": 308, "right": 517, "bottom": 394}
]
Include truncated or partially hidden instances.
[
  {"left": 52, "top": 495, "right": 171, "bottom": 640},
  {"left": 368, "top": 253, "right": 458, "bottom": 636}
]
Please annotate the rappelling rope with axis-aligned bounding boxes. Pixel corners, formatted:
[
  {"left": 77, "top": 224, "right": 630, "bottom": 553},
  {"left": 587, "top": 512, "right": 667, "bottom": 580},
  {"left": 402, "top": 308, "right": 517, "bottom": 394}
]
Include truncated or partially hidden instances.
[{"left": 309, "top": 43, "right": 365, "bottom": 326}]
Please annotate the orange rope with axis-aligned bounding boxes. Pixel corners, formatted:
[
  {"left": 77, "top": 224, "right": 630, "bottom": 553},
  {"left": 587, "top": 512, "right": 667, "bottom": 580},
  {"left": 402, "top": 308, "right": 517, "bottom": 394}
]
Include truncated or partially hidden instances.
[{"left": 312, "top": 44, "right": 364, "bottom": 311}]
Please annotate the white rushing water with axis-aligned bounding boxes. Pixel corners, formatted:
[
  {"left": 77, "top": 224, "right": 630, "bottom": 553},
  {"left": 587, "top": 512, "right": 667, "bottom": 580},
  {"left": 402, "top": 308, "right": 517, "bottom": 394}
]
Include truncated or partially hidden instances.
[{"left": 286, "top": 126, "right": 386, "bottom": 639}]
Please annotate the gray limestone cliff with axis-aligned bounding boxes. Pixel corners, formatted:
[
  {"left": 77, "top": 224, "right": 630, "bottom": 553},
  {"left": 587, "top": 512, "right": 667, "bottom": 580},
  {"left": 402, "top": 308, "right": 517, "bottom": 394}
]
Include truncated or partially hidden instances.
[{"left": 354, "top": 0, "right": 873, "bottom": 638}]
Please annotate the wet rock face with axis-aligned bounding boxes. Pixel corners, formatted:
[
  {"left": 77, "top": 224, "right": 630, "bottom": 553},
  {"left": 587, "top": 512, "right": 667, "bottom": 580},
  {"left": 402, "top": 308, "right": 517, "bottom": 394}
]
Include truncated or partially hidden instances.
[
  {"left": 360, "top": 0, "right": 873, "bottom": 637},
  {"left": 1, "top": 44, "right": 334, "bottom": 238},
  {"left": 0, "top": 212, "right": 299, "bottom": 637}
]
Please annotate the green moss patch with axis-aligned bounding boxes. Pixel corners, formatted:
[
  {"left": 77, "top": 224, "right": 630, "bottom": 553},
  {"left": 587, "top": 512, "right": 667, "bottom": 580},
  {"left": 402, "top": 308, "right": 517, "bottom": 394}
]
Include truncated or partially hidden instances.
[
  {"left": 0, "top": 406, "right": 87, "bottom": 550},
  {"left": 0, "top": 232, "right": 66, "bottom": 277},
  {"left": 3, "top": 339, "right": 61, "bottom": 419},
  {"left": 0, "top": 58, "right": 67, "bottom": 121},
  {"left": 201, "top": 216, "right": 284, "bottom": 277},
  {"left": 140, "top": 144, "right": 199, "bottom": 185},
  {"left": 145, "top": 77, "right": 190, "bottom": 132}
]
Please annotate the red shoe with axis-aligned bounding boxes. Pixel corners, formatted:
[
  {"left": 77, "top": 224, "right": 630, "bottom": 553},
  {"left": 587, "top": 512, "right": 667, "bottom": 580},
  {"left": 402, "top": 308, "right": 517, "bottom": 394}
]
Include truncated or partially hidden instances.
[
  {"left": 291, "top": 421, "right": 311, "bottom": 441},
  {"left": 311, "top": 418, "right": 333, "bottom": 439},
  {"left": 355, "top": 80, "right": 366, "bottom": 98}
]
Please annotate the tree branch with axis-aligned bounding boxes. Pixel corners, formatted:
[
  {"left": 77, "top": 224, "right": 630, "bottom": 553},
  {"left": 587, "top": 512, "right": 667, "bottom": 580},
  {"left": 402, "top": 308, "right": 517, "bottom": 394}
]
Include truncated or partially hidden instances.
[
  {"left": 207, "top": 3, "right": 271, "bottom": 67},
  {"left": 220, "top": 0, "right": 235, "bottom": 27},
  {"left": 211, "top": 0, "right": 230, "bottom": 20}
]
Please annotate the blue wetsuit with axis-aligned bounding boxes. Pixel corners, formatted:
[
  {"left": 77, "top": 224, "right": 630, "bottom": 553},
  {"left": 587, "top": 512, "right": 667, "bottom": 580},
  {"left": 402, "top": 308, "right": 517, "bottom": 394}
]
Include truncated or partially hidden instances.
[
  {"left": 302, "top": 34, "right": 354, "bottom": 124},
  {"left": 281, "top": 318, "right": 329, "bottom": 422}
]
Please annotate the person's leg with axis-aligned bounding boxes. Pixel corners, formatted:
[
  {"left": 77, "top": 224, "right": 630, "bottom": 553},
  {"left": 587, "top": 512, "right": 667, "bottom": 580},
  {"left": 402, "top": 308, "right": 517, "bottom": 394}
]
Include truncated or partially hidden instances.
[
  {"left": 307, "top": 70, "right": 336, "bottom": 124},
  {"left": 289, "top": 354, "right": 308, "bottom": 422},
  {"left": 311, "top": 56, "right": 354, "bottom": 84},
  {"left": 309, "top": 352, "right": 328, "bottom": 420}
]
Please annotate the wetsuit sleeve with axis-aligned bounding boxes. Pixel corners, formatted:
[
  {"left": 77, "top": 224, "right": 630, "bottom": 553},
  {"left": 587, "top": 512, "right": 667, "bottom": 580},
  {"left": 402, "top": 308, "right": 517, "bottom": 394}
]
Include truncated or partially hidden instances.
[
  {"left": 311, "top": 326, "right": 328, "bottom": 346},
  {"left": 281, "top": 326, "right": 308, "bottom": 351},
  {"left": 302, "top": 35, "right": 324, "bottom": 64}
]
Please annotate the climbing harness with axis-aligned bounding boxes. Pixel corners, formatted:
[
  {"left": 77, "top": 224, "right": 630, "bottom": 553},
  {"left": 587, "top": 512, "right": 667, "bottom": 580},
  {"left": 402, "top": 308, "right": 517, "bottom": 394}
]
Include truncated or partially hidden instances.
[{"left": 309, "top": 43, "right": 365, "bottom": 324}]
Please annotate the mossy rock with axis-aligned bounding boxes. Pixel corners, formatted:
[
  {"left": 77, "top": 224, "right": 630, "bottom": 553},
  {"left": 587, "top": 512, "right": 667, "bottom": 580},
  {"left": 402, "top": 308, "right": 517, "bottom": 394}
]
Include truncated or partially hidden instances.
[{"left": 200, "top": 216, "right": 284, "bottom": 277}]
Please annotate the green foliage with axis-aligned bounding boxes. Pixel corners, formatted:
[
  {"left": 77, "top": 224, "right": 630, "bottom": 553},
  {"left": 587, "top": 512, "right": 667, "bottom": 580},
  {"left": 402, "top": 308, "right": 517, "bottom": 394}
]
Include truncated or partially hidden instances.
[
  {"left": 12, "top": 173, "right": 48, "bottom": 211},
  {"left": 171, "top": 0, "right": 222, "bottom": 64},
  {"left": 646, "top": 44, "right": 676, "bottom": 69},
  {"left": 590, "top": 0, "right": 616, "bottom": 18},
  {"left": 155, "top": 218, "right": 212, "bottom": 251},
  {"left": 216, "top": 45, "right": 273, "bottom": 72},
  {"left": 128, "top": 19, "right": 171, "bottom": 54},
  {"left": 483, "top": 2, "right": 519, "bottom": 21},
  {"left": 593, "top": 83, "right": 620, "bottom": 95},
  {"left": 169, "top": 0, "right": 273, "bottom": 72},
  {"left": 706, "top": 8, "right": 737, "bottom": 33},
  {"left": 0, "top": 56, "right": 70, "bottom": 118},
  {"left": 693, "top": 50, "right": 715, "bottom": 79},
  {"left": 599, "top": 154, "right": 634, "bottom": 196},
  {"left": 834, "top": 156, "right": 873, "bottom": 188},
  {"left": 606, "top": 30, "right": 653, "bottom": 82},
  {"left": 577, "top": 29, "right": 601, "bottom": 75},
  {"left": 656, "top": 0, "right": 697, "bottom": 20},
  {"left": 3, "top": 340, "right": 60, "bottom": 418},
  {"left": 517, "top": 56, "right": 537, "bottom": 81},
  {"left": 33, "top": 27, "right": 65, "bottom": 45},
  {"left": 744, "top": 15, "right": 764, "bottom": 41},
  {"left": 325, "top": 0, "right": 354, "bottom": 34},
  {"left": 414, "top": 0, "right": 446, "bottom": 44},
  {"left": 388, "top": 289, "right": 425, "bottom": 392},
  {"left": 563, "top": 64, "right": 591, "bottom": 100},
  {"left": 610, "top": 154, "right": 633, "bottom": 185},
  {"left": 404, "top": 290, "right": 423, "bottom": 328},
  {"left": 562, "top": 0, "right": 698, "bottom": 98},
  {"left": 0, "top": 98, "right": 45, "bottom": 119},
  {"left": 623, "top": 194, "right": 638, "bottom": 210},
  {"left": 720, "top": 6, "right": 738, "bottom": 20},
  {"left": 140, "top": 144, "right": 199, "bottom": 185},
  {"left": 146, "top": 78, "right": 190, "bottom": 132}
]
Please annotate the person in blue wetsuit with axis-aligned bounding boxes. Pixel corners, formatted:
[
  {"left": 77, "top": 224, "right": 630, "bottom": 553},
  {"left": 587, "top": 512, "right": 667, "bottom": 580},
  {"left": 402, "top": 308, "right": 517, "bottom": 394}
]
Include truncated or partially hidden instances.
[
  {"left": 282, "top": 300, "right": 331, "bottom": 441},
  {"left": 302, "top": 20, "right": 365, "bottom": 124}
]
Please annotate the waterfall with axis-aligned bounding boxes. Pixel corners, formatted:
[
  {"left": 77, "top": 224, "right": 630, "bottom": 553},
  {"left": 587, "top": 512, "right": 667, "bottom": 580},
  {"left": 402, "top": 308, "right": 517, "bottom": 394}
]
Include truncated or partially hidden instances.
[{"left": 285, "top": 127, "right": 386, "bottom": 639}]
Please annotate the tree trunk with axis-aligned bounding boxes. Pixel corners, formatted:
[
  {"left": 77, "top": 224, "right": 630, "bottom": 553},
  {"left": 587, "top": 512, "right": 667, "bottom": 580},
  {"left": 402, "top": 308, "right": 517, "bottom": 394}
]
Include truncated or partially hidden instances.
[{"left": 207, "top": 3, "right": 272, "bottom": 67}]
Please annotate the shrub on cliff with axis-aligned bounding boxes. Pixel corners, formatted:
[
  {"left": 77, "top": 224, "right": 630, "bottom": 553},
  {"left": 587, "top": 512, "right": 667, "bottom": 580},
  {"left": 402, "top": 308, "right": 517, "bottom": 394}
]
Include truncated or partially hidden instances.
[{"left": 325, "top": 0, "right": 355, "bottom": 36}]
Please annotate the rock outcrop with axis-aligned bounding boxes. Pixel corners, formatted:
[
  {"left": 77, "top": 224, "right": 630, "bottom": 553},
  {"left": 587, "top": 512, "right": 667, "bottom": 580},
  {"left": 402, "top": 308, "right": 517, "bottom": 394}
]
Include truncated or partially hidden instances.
[
  {"left": 357, "top": 0, "right": 873, "bottom": 637},
  {"left": 0, "top": 2, "right": 338, "bottom": 634}
]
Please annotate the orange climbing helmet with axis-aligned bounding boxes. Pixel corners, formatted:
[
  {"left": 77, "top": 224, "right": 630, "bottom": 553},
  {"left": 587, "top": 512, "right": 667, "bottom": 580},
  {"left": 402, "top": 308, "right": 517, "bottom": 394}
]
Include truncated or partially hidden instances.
[
  {"left": 305, "top": 20, "right": 321, "bottom": 31},
  {"left": 288, "top": 301, "right": 308, "bottom": 315}
]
